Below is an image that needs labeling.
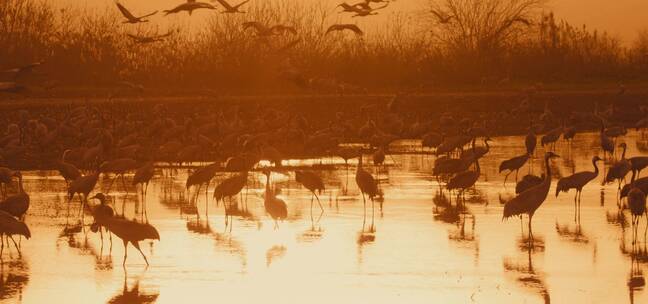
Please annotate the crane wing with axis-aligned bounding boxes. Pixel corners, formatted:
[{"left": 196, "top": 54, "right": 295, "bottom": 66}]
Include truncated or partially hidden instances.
[
  {"left": 138, "top": 10, "right": 158, "bottom": 19},
  {"left": 213, "top": 0, "right": 233, "bottom": 10},
  {"left": 115, "top": 2, "right": 137, "bottom": 20}
]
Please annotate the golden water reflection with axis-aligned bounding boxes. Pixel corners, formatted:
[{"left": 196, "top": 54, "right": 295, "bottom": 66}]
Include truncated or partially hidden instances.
[{"left": 2, "top": 131, "right": 648, "bottom": 303}]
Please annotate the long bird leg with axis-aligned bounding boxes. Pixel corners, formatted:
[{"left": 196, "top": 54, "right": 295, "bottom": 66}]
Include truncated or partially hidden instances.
[
  {"left": 574, "top": 191, "right": 578, "bottom": 222},
  {"left": 371, "top": 197, "right": 375, "bottom": 232},
  {"left": 528, "top": 215, "right": 534, "bottom": 243},
  {"left": 120, "top": 174, "right": 128, "bottom": 193},
  {"left": 132, "top": 241, "right": 149, "bottom": 266},
  {"left": 361, "top": 192, "right": 367, "bottom": 231},
  {"left": 9, "top": 236, "right": 20, "bottom": 255},
  {"left": 205, "top": 183, "right": 209, "bottom": 219},
  {"left": 314, "top": 192, "right": 324, "bottom": 223},
  {"left": 106, "top": 174, "right": 116, "bottom": 192},
  {"left": 310, "top": 194, "right": 314, "bottom": 225},
  {"left": 1, "top": 235, "right": 4, "bottom": 256},
  {"left": 122, "top": 240, "right": 129, "bottom": 266}
]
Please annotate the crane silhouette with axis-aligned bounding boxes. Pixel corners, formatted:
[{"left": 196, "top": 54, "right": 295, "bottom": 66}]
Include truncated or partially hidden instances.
[
  {"left": 89, "top": 193, "right": 115, "bottom": 245},
  {"left": 263, "top": 170, "right": 287, "bottom": 229},
  {"left": 68, "top": 171, "right": 100, "bottom": 217},
  {"left": 186, "top": 163, "right": 220, "bottom": 216},
  {"left": 0, "top": 171, "right": 29, "bottom": 221},
  {"left": 115, "top": 2, "right": 158, "bottom": 24},
  {"left": 0, "top": 210, "right": 30, "bottom": 255},
  {"left": 0, "top": 167, "right": 20, "bottom": 198},
  {"left": 499, "top": 153, "right": 530, "bottom": 185},
  {"left": 99, "top": 216, "right": 160, "bottom": 266},
  {"left": 516, "top": 174, "right": 543, "bottom": 194},
  {"left": 447, "top": 148, "right": 481, "bottom": 205},
  {"left": 503, "top": 152, "right": 560, "bottom": 241},
  {"left": 213, "top": 0, "right": 250, "bottom": 13},
  {"left": 556, "top": 156, "right": 602, "bottom": 221},
  {"left": 627, "top": 187, "right": 647, "bottom": 243},
  {"left": 326, "top": 24, "right": 364, "bottom": 36},
  {"left": 163, "top": 1, "right": 216, "bottom": 15},
  {"left": 56, "top": 150, "right": 81, "bottom": 189},
  {"left": 100, "top": 158, "right": 138, "bottom": 192},
  {"left": 355, "top": 151, "right": 380, "bottom": 231},
  {"left": 295, "top": 170, "right": 325, "bottom": 224},
  {"left": 213, "top": 171, "right": 248, "bottom": 227},
  {"left": 132, "top": 161, "right": 155, "bottom": 197},
  {"left": 605, "top": 143, "right": 631, "bottom": 191}
]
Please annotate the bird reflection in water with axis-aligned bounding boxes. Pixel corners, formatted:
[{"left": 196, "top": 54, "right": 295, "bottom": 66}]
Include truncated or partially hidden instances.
[
  {"left": 266, "top": 245, "right": 287, "bottom": 267},
  {"left": 620, "top": 235, "right": 648, "bottom": 304},
  {"left": 555, "top": 222, "right": 589, "bottom": 244},
  {"left": 58, "top": 223, "right": 113, "bottom": 270},
  {"left": 0, "top": 257, "right": 29, "bottom": 302},
  {"left": 503, "top": 247, "right": 550, "bottom": 304},
  {"left": 108, "top": 271, "right": 159, "bottom": 304},
  {"left": 185, "top": 219, "right": 247, "bottom": 268}
]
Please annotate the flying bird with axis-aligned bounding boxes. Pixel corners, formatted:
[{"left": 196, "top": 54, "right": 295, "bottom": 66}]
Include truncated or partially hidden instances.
[
  {"left": 431, "top": 9, "right": 453, "bottom": 24},
  {"left": 213, "top": 0, "right": 250, "bottom": 13},
  {"left": 115, "top": 2, "right": 158, "bottom": 23},
  {"left": 127, "top": 31, "right": 174, "bottom": 44},
  {"left": 326, "top": 24, "right": 363, "bottom": 36},
  {"left": 164, "top": 1, "right": 216, "bottom": 16}
]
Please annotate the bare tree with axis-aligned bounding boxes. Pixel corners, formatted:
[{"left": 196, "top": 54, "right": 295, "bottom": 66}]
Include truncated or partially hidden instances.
[{"left": 428, "top": 0, "right": 544, "bottom": 55}]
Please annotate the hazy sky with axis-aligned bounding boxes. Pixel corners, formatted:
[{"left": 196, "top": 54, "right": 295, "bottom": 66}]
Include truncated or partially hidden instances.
[{"left": 57, "top": 0, "right": 648, "bottom": 44}]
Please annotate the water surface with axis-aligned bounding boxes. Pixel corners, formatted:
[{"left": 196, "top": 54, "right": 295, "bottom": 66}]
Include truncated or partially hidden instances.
[{"left": 3, "top": 130, "right": 648, "bottom": 303}]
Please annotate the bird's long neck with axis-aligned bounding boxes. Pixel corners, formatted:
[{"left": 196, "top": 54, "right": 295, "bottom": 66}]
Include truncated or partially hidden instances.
[
  {"left": 621, "top": 145, "right": 627, "bottom": 159},
  {"left": 357, "top": 153, "right": 363, "bottom": 171},
  {"left": 592, "top": 159, "right": 600, "bottom": 176},
  {"left": 630, "top": 169, "right": 637, "bottom": 184},
  {"left": 543, "top": 155, "right": 552, "bottom": 184}
]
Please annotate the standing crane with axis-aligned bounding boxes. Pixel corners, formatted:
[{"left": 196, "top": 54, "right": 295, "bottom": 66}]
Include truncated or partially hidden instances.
[
  {"left": 605, "top": 143, "right": 631, "bottom": 191},
  {"left": 68, "top": 172, "right": 100, "bottom": 217},
  {"left": 0, "top": 210, "right": 30, "bottom": 255},
  {"left": 0, "top": 167, "right": 19, "bottom": 198},
  {"left": 89, "top": 193, "right": 115, "bottom": 245},
  {"left": 132, "top": 161, "right": 155, "bottom": 197},
  {"left": 355, "top": 151, "right": 380, "bottom": 232},
  {"left": 0, "top": 171, "right": 29, "bottom": 220},
  {"left": 447, "top": 157, "right": 480, "bottom": 206},
  {"left": 556, "top": 156, "right": 602, "bottom": 221},
  {"left": 627, "top": 187, "right": 647, "bottom": 243},
  {"left": 213, "top": 171, "right": 248, "bottom": 226},
  {"left": 499, "top": 153, "right": 530, "bottom": 185},
  {"left": 263, "top": 170, "right": 287, "bottom": 229},
  {"left": 186, "top": 163, "right": 219, "bottom": 214},
  {"left": 503, "top": 152, "right": 560, "bottom": 241},
  {"left": 100, "top": 216, "right": 160, "bottom": 266},
  {"left": 295, "top": 170, "right": 325, "bottom": 224},
  {"left": 56, "top": 150, "right": 81, "bottom": 189},
  {"left": 100, "top": 158, "right": 138, "bottom": 192}
]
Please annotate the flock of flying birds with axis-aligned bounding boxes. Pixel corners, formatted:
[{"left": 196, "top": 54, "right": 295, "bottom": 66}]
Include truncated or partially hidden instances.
[{"left": 117, "top": 0, "right": 395, "bottom": 44}]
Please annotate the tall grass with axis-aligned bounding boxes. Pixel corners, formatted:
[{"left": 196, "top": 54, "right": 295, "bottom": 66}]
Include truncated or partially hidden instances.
[{"left": 0, "top": 0, "right": 646, "bottom": 94}]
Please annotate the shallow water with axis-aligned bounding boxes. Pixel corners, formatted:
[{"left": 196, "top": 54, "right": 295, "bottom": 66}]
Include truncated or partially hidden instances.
[{"left": 3, "top": 130, "right": 648, "bottom": 303}]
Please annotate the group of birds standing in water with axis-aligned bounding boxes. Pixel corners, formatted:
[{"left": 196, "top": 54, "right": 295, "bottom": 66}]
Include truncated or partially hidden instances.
[{"left": 1, "top": 89, "right": 648, "bottom": 267}]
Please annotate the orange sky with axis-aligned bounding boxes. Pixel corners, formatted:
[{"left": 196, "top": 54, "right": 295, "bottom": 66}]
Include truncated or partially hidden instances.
[{"left": 56, "top": 0, "right": 648, "bottom": 44}]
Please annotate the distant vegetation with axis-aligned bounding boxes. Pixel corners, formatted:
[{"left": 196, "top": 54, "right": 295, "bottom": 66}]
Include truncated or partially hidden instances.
[{"left": 1, "top": 0, "right": 647, "bottom": 95}]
